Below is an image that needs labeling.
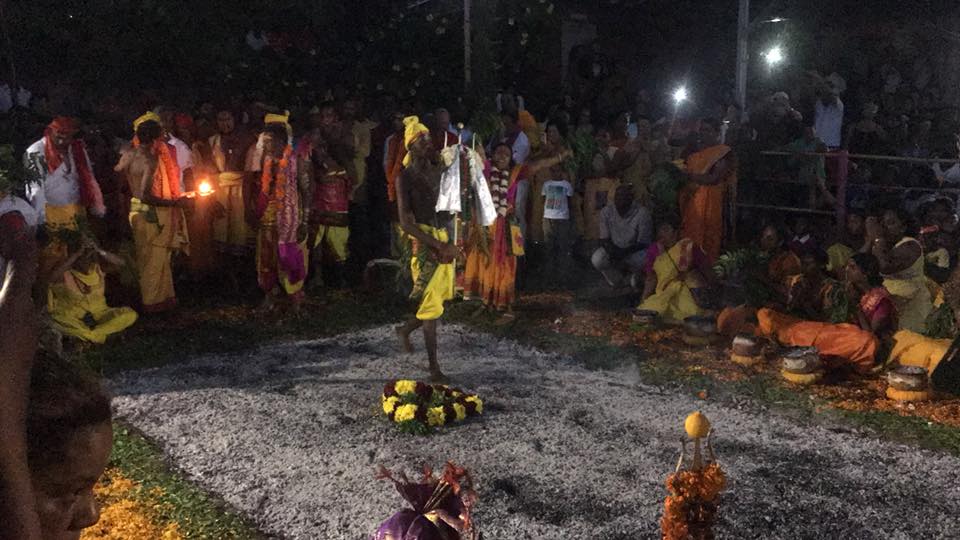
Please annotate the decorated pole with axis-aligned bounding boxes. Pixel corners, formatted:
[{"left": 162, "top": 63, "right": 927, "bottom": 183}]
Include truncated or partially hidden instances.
[
  {"left": 662, "top": 412, "right": 726, "bottom": 540},
  {"left": 464, "top": 0, "right": 472, "bottom": 90}
]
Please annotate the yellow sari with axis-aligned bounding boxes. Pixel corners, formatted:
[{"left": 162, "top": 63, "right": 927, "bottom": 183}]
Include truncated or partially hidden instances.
[
  {"left": 48, "top": 264, "right": 138, "bottom": 344},
  {"left": 883, "top": 238, "right": 933, "bottom": 333},
  {"left": 639, "top": 239, "right": 707, "bottom": 323}
]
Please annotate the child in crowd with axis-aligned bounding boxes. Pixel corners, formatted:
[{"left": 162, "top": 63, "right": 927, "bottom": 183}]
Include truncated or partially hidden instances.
[{"left": 541, "top": 173, "right": 574, "bottom": 286}]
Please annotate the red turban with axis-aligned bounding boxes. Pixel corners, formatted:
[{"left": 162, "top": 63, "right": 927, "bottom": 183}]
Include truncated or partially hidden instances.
[
  {"left": 47, "top": 116, "right": 79, "bottom": 135},
  {"left": 174, "top": 113, "right": 194, "bottom": 129}
]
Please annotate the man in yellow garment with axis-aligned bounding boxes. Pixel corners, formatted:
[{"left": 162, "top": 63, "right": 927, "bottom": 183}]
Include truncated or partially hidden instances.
[
  {"left": 115, "top": 113, "right": 190, "bottom": 312},
  {"left": 394, "top": 116, "right": 458, "bottom": 382}
]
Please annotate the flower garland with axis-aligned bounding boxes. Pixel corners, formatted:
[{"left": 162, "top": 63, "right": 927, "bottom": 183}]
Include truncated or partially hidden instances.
[
  {"left": 661, "top": 463, "right": 726, "bottom": 540},
  {"left": 381, "top": 379, "right": 483, "bottom": 435}
]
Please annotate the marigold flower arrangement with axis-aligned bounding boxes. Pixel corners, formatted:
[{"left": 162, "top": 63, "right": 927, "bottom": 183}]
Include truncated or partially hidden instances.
[
  {"left": 381, "top": 379, "right": 483, "bottom": 435},
  {"left": 661, "top": 412, "right": 727, "bottom": 540}
]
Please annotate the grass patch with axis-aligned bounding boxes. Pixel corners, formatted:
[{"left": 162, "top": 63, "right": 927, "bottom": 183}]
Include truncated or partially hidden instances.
[{"left": 109, "top": 424, "right": 261, "bottom": 539}]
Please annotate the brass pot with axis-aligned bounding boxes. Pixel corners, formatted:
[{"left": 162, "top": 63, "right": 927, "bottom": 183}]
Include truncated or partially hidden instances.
[
  {"left": 732, "top": 334, "right": 762, "bottom": 357},
  {"left": 887, "top": 366, "right": 929, "bottom": 392},
  {"left": 781, "top": 347, "right": 821, "bottom": 374}
]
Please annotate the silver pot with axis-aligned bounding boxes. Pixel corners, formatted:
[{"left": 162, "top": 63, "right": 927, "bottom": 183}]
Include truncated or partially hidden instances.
[
  {"left": 887, "top": 366, "right": 929, "bottom": 392},
  {"left": 634, "top": 309, "right": 659, "bottom": 325},
  {"left": 732, "top": 334, "right": 762, "bottom": 357},
  {"left": 684, "top": 316, "right": 717, "bottom": 338},
  {"left": 781, "top": 347, "right": 821, "bottom": 374}
]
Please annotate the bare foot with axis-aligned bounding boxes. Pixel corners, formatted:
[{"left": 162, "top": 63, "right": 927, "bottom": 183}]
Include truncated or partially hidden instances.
[
  {"left": 395, "top": 325, "right": 414, "bottom": 353},
  {"left": 429, "top": 369, "right": 450, "bottom": 384}
]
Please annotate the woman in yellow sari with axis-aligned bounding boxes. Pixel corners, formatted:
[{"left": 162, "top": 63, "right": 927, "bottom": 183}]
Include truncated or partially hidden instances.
[
  {"left": 47, "top": 237, "right": 137, "bottom": 344},
  {"left": 638, "top": 217, "right": 713, "bottom": 323},
  {"left": 680, "top": 118, "right": 736, "bottom": 262},
  {"left": 868, "top": 208, "right": 932, "bottom": 333}
]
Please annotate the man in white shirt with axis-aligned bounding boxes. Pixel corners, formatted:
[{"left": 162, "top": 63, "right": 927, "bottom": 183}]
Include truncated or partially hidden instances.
[
  {"left": 500, "top": 110, "right": 530, "bottom": 165},
  {"left": 591, "top": 184, "right": 652, "bottom": 289},
  {"left": 814, "top": 78, "right": 844, "bottom": 149},
  {"left": 23, "top": 117, "right": 105, "bottom": 277},
  {"left": 157, "top": 107, "right": 195, "bottom": 192}
]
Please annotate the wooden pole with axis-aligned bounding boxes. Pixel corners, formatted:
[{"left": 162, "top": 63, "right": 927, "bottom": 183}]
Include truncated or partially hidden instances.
[
  {"left": 735, "top": 0, "right": 749, "bottom": 109},
  {"left": 463, "top": 0, "right": 472, "bottom": 91}
]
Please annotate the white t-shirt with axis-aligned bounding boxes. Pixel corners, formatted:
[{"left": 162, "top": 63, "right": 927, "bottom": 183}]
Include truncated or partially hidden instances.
[
  {"left": 814, "top": 99, "right": 844, "bottom": 148},
  {"left": 541, "top": 180, "right": 573, "bottom": 220},
  {"left": 166, "top": 135, "right": 194, "bottom": 192},
  {"left": 23, "top": 138, "right": 84, "bottom": 224}
]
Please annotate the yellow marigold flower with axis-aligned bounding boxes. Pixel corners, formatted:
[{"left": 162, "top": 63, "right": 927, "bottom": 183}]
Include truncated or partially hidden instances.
[
  {"left": 395, "top": 380, "right": 417, "bottom": 395},
  {"left": 427, "top": 406, "right": 446, "bottom": 426},
  {"left": 394, "top": 403, "right": 418, "bottom": 423},
  {"left": 382, "top": 396, "right": 400, "bottom": 414},
  {"left": 465, "top": 395, "right": 483, "bottom": 414},
  {"left": 453, "top": 403, "right": 466, "bottom": 421}
]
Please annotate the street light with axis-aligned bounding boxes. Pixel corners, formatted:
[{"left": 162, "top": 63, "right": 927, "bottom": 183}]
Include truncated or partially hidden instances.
[
  {"left": 764, "top": 45, "right": 784, "bottom": 66},
  {"left": 673, "top": 86, "right": 689, "bottom": 104}
]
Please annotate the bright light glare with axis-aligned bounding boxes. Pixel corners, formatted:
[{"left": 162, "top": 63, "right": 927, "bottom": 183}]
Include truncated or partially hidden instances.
[
  {"left": 768, "top": 17, "right": 785, "bottom": 23},
  {"left": 673, "top": 87, "right": 688, "bottom": 103},
  {"left": 764, "top": 46, "right": 784, "bottom": 65}
]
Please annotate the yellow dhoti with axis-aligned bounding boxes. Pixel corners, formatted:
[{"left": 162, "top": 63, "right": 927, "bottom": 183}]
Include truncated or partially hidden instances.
[
  {"left": 40, "top": 203, "right": 84, "bottom": 278},
  {"left": 129, "top": 198, "right": 189, "bottom": 312},
  {"left": 314, "top": 224, "right": 350, "bottom": 262},
  {"left": 410, "top": 225, "right": 454, "bottom": 321},
  {"left": 213, "top": 172, "right": 250, "bottom": 252}
]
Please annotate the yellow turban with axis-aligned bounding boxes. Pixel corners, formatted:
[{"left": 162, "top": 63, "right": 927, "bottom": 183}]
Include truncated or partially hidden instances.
[
  {"left": 133, "top": 111, "right": 162, "bottom": 132},
  {"left": 264, "top": 110, "right": 291, "bottom": 127},
  {"left": 402, "top": 116, "right": 429, "bottom": 166}
]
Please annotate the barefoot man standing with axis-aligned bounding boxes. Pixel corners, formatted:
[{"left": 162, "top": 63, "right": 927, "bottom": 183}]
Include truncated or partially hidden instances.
[{"left": 395, "top": 116, "right": 458, "bottom": 382}]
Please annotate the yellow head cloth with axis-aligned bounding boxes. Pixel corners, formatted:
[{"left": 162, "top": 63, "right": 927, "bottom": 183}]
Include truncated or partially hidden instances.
[
  {"left": 264, "top": 110, "right": 291, "bottom": 128},
  {"left": 402, "top": 116, "right": 429, "bottom": 167},
  {"left": 264, "top": 110, "right": 293, "bottom": 143},
  {"left": 133, "top": 111, "right": 162, "bottom": 132}
]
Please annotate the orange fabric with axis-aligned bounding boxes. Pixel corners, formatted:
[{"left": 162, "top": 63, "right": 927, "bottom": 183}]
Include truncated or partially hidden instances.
[
  {"left": 464, "top": 218, "right": 516, "bottom": 311},
  {"left": 133, "top": 138, "right": 182, "bottom": 200},
  {"left": 769, "top": 251, "right": 801, "bottom": 285},
  {"left": 717, "top": 305, "right": 758, "bottom": 337},
  {"left": 681, "top": 145, "right": 735, "bottom": 261},
  {"left": 757, "top": 308, "right": 878, "bottom": 373},
  {"left": 385, "top": 136, "right": 406, "bottom": 203}
]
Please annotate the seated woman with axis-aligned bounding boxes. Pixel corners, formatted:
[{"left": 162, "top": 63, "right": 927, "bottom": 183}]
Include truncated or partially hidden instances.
[
  {"left": 47, "top": 237, "right": 138, "bottom": 345},
  {"left": 826, "top": 209, "right": 866, "bottom": 278},
  {"left": 637, "top": 216, "right": 714, "bottom": 324},
  {"left": 28, "top": 353, "right": 113, "bottom": 538},
  {"left": 866, "top": 207, "right": 933, "bottom": 333},
  {"left": 717, "top": 224, "right": 801, "bottom": 336},
  {"left": 756, "top": 253, "right": 891, "bottom": 374}
]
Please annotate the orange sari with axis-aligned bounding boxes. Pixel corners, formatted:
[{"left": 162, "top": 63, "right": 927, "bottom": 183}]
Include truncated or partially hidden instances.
[
  {"left": 681, "top": 145, "right": 735, "bottom": 261},
  {"left": 757, "top": 308, "right": 878, "bottom": 373}
]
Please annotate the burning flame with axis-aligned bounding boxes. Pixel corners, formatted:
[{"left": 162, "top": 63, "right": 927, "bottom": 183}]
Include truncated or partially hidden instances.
[{"left": 198, "top": 179, "right": 213, "bottom": 196}]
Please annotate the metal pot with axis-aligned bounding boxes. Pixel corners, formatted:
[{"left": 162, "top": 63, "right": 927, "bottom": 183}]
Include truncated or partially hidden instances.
[
  {"left": 683, "top": 316, "right": 717, "bottom": 338},
  {"left": 633, "top": 309, "right": 659, "bottom": 325},
  {"left": 732, "top": 334, "right": 762, "bottom": 357},
  {"left": 781, "top": 347, "right": 821, "bottom": 374},
  {"left": 887, "top": 366, "right": 929, "bottom": 392}
]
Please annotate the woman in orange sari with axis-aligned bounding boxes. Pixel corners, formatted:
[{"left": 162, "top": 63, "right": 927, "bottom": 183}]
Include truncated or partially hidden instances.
[
  {"left": 757, "top": 253, "right": 893, "bottom": 374},
  {"left": 717, "top": 224, "right": 801, "bottom": 336},
  {"left": 680, "top": 118, "right": 736, "bottom": 261}
]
